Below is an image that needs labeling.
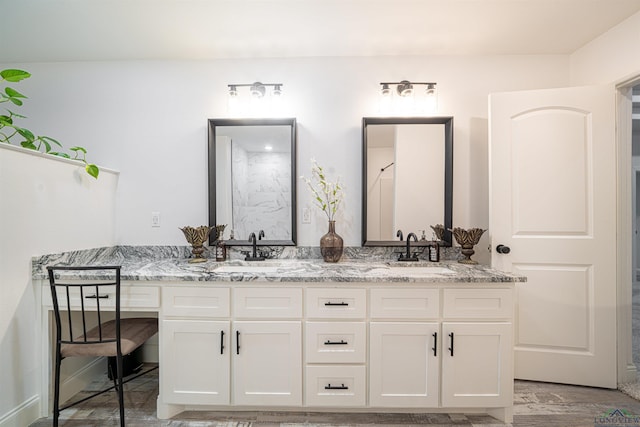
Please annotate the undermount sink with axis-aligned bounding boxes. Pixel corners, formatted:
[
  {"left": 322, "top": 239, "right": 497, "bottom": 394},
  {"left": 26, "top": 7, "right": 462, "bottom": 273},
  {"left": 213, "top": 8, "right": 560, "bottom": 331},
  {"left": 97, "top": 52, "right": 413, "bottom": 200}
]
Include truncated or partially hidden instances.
[{"left": 374, "top": 266, "right": 456, "bottom": 276}]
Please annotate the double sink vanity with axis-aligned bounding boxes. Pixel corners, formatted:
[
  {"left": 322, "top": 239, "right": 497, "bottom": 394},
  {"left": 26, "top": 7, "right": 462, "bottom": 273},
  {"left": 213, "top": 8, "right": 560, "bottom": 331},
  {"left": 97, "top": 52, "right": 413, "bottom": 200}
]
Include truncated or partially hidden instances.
[
  {"left": 33, "top": 115, "right": 524, "bottom": 422},
  {"left": 33, "top": 246, "right": 524, "bottom": 423}
]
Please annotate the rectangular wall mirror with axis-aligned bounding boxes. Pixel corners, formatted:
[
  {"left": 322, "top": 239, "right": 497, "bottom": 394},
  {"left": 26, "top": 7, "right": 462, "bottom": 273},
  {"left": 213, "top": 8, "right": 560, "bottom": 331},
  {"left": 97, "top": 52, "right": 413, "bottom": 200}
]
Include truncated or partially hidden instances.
[
  {"left": 362, "top": 116, "right": 453, "bottom": 246},
  {"left": 208, "top": 118, "right": 297, "bottom": 246}
]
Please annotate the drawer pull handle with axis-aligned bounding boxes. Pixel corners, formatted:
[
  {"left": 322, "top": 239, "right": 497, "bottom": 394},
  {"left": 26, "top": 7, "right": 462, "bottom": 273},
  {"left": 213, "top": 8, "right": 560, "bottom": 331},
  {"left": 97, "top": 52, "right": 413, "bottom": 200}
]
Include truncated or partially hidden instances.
[
  {"left": 220, "top": 330, "right": 225, "bottom": 355},
  {"left": 325, "top": 383, "right": 348, "bottom": 390},
  {"left": 85, "top": 294, "right": 109, "bottom": 299},
  {"left": 324, "top": 339, "right": 348, "bottom": 345},
  {"left": 448, "top": 332, "right": 454, "bottom": 357},
  {"left": 324, "top": 302, "right": 349, "bottom": 306},
  {"left": 432, "top": 332, "right": 437, "bottom": 356}
]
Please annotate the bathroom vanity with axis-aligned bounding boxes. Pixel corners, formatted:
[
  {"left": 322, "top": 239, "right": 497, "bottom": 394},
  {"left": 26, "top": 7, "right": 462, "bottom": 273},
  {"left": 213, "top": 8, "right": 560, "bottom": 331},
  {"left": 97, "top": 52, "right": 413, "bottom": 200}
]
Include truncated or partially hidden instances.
[{"left": 33, "top": 247, "right": 524, "bottom": 423}]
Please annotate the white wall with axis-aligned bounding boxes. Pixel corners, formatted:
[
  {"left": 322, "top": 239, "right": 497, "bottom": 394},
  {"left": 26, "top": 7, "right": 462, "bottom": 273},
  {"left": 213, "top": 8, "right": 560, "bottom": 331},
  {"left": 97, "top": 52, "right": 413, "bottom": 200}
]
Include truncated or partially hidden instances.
[
  {"left": 0, "top": 144, "right": 118, "bottom": 425},
  {"left": 1, "top": 55, "right": 569, "bottom": 259},
  {"left": 570, "top": 11, "right": 640, "bottom": 85}
]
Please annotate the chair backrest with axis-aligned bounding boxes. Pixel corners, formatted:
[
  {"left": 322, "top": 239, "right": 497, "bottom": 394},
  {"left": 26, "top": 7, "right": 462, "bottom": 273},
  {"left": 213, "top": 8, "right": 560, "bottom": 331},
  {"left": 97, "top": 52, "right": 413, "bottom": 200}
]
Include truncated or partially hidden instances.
[{"left": 47, "top": 266, "right": 122, "bottom": 348}]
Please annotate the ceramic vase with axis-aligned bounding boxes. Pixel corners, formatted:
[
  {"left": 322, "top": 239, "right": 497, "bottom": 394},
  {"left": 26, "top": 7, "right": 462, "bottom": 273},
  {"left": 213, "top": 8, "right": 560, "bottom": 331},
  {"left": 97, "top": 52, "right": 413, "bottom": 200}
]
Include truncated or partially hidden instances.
[{"left": 320, "top": 220, "right": 343, "bottom": 263}]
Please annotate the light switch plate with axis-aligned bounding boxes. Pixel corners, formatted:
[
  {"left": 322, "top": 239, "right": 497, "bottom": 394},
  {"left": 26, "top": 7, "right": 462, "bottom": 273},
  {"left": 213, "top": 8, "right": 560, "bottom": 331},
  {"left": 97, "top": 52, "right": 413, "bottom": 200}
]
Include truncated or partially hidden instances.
[
  {"left": 302, "top": 207, "right": 311, "bottom": 224},
  {"left": 151, "top": 212, "right": 160, "bottom": 227}
]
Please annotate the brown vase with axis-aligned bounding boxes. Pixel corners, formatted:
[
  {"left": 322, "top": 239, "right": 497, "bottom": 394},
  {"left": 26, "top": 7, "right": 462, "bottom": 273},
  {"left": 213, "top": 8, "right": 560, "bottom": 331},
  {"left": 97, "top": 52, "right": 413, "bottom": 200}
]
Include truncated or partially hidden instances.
[{"left": 320, "top": 220, "right": 343, "bottom": 263}]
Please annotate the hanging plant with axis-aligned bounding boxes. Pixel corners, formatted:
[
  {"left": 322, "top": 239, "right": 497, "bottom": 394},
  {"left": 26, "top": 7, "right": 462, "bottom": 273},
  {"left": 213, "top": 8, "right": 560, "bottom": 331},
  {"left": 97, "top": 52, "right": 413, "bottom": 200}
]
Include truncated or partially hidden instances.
[{"left": 0, "top": 69, "right": 99, "bottom": 178}]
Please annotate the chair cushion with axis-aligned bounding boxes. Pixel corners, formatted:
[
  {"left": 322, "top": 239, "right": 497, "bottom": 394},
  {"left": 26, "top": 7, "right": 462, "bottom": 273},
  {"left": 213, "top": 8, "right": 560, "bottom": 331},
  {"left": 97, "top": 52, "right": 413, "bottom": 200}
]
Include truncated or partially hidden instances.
[{"left": 61, "top": 318, "right": 158, "bottom": 358}]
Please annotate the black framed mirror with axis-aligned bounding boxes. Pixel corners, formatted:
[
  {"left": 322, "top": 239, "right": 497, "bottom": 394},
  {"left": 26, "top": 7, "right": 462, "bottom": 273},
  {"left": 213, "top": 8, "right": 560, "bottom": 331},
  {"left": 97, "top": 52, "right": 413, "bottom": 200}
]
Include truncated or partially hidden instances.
[
  {"left": 208, "top": 118, "right": 297, "bottom": 246},
  {"left": 362, "top": 116, "right": 453, "bottom": 246}
]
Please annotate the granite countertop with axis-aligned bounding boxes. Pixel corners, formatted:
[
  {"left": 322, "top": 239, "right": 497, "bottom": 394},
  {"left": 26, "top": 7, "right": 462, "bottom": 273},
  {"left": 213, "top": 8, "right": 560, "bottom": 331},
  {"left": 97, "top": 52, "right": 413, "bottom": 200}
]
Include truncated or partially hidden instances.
[{"left": 33, "top": 246, "right": 526, "bottom": 284}]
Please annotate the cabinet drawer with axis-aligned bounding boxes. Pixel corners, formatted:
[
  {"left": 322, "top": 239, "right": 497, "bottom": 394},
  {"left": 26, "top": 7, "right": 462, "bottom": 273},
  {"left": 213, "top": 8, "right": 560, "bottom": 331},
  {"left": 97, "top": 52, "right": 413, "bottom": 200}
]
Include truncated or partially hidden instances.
[
  {"left": 305, "top": 322, "right": 366, "bottom": 364},
  {"left": 233, "top": 287, "right": 302, "bottom": 319},
  {"left": 305, "top": 288, "right": 366, "bottom": 319},
  {"left": 305, "top": 365, "right": 366, "bottom": 407},
  {"left": 443, "top": 288, "right": 513, "bottom": 319},
  {"left": 163, "top": 287, "right": 230, "bottom": 318},
  {"left": 370, "top": 288, "right": 439, "bottom": 319},
  {"left": 43, "top": 284, "right": 159, "bottom": 310}
]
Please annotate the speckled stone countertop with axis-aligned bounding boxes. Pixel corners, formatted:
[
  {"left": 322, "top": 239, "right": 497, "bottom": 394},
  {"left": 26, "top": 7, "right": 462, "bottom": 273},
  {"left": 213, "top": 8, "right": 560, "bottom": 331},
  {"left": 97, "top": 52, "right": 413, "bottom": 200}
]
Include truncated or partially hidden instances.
[{"left": 33, "top": 246, "right": 526, "bottom": 284}]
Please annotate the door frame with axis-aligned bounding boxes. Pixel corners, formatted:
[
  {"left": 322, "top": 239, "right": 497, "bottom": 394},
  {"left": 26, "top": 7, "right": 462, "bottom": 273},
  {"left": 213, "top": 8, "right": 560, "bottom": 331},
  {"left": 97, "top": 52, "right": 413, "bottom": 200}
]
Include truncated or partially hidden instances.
[{"left": 616, "top": 75, "right": 640, "bottom": 384}]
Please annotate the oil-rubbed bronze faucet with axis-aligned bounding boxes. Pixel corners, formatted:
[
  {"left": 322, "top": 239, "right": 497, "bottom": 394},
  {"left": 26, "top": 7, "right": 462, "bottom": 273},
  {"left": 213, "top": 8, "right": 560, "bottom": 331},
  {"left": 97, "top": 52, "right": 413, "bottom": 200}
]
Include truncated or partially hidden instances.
[
  {"left": 398, "top": 232, "right": 419, "bottom": 262},
  {"left": 245, "top": 230, "right": 266, "bottom": 261},
  {"left": 396, "top": 229, "right": 404, "bottom": 241}
]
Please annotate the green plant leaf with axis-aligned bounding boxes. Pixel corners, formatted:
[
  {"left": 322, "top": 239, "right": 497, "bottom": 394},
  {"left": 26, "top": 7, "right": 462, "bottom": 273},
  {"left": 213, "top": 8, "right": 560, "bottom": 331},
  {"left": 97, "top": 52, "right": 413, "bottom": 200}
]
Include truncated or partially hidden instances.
[
  {"left": 5, "top": 87, "right": 27, "bottom": 99},
  {"left": 9, "top": 97, "right": 23, "bottom": 106},
  {"left": 86, "top": 164, "right": 99, "bottom": 179},
  {"left": 41, "top": 135, "right": 62, "bottom": 147},
  {"left": 16, "top": 127, "right": 35, "bottom": 141},
  {"left": 21, "top": 140, "right": 37, "bottom": 150},
  {"left": 70, "top": 146, "right": 87, "bottom": 154},
  {"left": 50, "top": 152, "right": 70, "bottom": 159},
  {"left": 0, "top": 69, "right": 31, "bottom": 83},
  {"left": 39, "top": 138, "right": 52, "bottom": 152},
  {"left": 6, "top": 109, "right": 26, "bottom": 119},
  {"left": 0, "top": 115, "right": 12, "bottom": 125}
]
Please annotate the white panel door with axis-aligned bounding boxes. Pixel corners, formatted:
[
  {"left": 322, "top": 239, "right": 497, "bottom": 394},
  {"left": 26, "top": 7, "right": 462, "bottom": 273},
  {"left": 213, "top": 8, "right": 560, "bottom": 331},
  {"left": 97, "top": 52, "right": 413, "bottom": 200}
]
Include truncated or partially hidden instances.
[
  {"left": 369, "top": 322, "right": 439, "bottom": 407},
  {"left": 441, "top": 322, "right": 512, "bottom": 407},
  {"left": 161, "top": 320, "right": 230, "bottom": 405},
  {"left": 490, "top": 85, "right": 617, "bottom": 388},
  {"left": 232, "top": 321, "right": 302, "bottom": 406}
]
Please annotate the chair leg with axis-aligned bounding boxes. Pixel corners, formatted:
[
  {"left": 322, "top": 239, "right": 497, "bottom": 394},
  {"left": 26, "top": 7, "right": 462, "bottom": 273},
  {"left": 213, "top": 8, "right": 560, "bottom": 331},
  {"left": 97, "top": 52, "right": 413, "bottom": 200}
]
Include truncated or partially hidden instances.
[
  {"left": 116, "top": 353, "right": 125, "bottom": 427},
  {"left": 53, "top": 347, "right": 62, "bottom": 427}
]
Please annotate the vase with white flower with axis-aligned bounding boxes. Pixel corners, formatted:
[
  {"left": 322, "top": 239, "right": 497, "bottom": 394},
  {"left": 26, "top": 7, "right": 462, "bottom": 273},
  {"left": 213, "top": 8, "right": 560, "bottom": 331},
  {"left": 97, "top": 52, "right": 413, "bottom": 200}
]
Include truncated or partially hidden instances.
[{"left": 301, "top": 159, "right": 345, "bottom": 262}]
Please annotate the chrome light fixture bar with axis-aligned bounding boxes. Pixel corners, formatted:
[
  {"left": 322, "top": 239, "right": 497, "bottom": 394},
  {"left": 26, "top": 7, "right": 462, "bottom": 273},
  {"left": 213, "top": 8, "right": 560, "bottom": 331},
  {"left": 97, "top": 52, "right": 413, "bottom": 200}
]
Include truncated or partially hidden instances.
[{"left": 228, "top": 82, "right": 284, "bottom": 99}]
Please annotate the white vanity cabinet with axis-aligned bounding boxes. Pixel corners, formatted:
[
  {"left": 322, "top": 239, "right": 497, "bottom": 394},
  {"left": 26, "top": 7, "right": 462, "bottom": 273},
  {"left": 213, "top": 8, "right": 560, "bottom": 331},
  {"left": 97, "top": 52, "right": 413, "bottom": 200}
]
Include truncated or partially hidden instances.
[
  {"left": 369, "top": 288, "right": 441, "bottom": 407},
  {"left": 159, "top": 285, "right": 302, "bottom": 415},
  {"left": 368, "top": 286, "right": 513, "bottom": 420},
  {"left": 440, "top": 288, "right": 513, "bottom": 409},
  {"left": 157, "top": 282, "right": 513, "bottom": 422},
  {"left": 160, "top": 287, "right": 231, "bottom": 405},
  {"left": 369, "top": 321, "right": 440, "bottom": 407},
  {"left": 304, "top": 288, "right": 367, "bottom": 407},
  {"left": 231, "top": 287, "right": 303, "bottom": 405}
]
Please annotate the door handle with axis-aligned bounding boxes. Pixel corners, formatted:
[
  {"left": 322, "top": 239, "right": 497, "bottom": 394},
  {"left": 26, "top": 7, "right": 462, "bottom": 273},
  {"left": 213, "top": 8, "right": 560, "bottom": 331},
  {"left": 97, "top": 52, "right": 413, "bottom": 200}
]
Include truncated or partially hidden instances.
[
  {"left": 432, "top": 332, "right": 438, "bottom": 356},
  {"left": 220, "top": 330, "right": 225, "bottom": 355},
  {"left": 85, "top": 294, "right": 109, "bottom": 299},
  {"left": 496, "top": 244, "right": 511, "bottom": 254},
  {"left": 324, "top": 339, "right": 348, "bottom": 345},
  {"left": 236, "top": 330, "right": 240, "bottom": 355},
  {"left": 325, "top": 383, "right": 348, "bottom": 390},
  {"left": 448, "top": 332, "right": 454, "bottom": 356}
]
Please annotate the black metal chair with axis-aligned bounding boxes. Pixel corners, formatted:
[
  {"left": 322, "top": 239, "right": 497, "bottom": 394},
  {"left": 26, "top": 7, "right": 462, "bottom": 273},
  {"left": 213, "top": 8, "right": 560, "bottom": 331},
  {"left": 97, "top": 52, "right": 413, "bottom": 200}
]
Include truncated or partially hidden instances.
[{"left": 47, "top": 266, "right": 158, "bottom": 427}]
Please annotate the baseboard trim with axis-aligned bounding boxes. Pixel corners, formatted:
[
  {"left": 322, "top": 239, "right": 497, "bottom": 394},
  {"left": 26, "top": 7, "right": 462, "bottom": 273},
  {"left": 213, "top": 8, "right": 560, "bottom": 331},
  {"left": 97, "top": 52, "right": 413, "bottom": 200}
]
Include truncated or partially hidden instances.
[{"left": 0, "top": 395, "right": 40, "bottom": 427}]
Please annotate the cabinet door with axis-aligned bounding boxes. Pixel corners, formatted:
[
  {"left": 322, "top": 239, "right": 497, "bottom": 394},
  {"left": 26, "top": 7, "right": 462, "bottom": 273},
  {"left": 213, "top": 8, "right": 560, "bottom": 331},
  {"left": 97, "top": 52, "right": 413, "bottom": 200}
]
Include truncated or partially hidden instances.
[
  {"left": 441, "top": 322, "right": 512, "bottom": 407},
  {"left": 161, "top": 320, "right": 230, "bottom": 405},
  {"left": 369, "top": 322, "right": 439, "bottom": 407},
  {"left": 233, "top": 321, "right": 302, "bottom": 406}
]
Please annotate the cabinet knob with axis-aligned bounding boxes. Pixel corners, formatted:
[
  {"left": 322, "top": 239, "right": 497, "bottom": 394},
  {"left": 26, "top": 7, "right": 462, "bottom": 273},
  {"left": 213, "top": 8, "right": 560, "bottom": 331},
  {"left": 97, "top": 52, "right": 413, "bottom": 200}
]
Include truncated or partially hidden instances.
[{"left": 496, "top": 244, "right": 511, "bottom": 254}]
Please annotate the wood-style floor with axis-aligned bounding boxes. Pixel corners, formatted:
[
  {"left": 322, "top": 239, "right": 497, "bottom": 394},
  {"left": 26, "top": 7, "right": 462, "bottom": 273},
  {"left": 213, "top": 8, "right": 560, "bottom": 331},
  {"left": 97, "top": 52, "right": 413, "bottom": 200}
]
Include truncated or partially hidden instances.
[{"left": 29, "top": 367, "right": 640, "bottom": 427}]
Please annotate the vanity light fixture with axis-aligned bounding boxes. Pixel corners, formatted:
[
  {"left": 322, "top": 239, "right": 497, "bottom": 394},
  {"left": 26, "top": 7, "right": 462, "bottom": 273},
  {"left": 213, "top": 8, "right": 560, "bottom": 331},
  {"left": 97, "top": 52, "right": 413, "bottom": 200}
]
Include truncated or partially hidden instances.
[
  {"left": 228, "top": 82, "right": 283, "bottom": 99},
  {"left": 227, "top": 82, "right": 285, "bottom": 116},
  {"left": 380, "top": 80, "right": 437, "bottom": 98},
  {"left": 379, "top": 80, "right": 438, "bottom": 114}
]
